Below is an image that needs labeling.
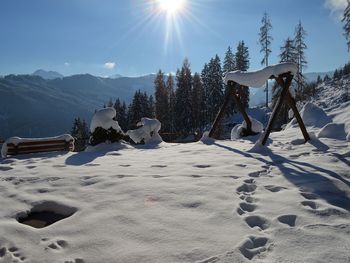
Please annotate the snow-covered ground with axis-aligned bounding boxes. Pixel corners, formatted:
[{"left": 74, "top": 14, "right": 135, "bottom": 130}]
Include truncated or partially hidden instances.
[{"left": 0, "top": 122, "right": 349, "bottom": 262}]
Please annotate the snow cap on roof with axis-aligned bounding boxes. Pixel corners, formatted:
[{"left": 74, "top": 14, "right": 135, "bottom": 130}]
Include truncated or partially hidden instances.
[{"left": 224, "top": 62, "right": 298, "bottom": 88}]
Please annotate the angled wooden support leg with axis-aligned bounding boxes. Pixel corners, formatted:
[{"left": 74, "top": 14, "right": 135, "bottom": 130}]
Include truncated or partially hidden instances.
[
  {"left": 209, "top": 83, "right": 234, "bottom": 138},
  {"left": 231, "top": 85, "right": 252, "bottom": 134},
  {"left": 274, "top": 76, "right": 311, "bottom": 143},
  {"left": 260, "top": 74, "right": 293, "bottom": 145}
]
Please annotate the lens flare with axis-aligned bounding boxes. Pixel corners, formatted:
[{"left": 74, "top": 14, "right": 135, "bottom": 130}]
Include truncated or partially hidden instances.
[{"left": 158, "top": 0, "right": 185, "bottom": 14}]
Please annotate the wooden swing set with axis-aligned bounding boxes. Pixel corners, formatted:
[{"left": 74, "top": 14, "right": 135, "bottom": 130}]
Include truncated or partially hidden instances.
[{"left": 209, "top": 65, "right": 310, "bottom": 145}]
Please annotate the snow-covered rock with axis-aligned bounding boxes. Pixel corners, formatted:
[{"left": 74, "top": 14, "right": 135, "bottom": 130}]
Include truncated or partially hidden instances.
[
  {"left": 90, "top": 108, "right": 123, "bottom": 133},
  {"left": 127, "top": 118, "right": 162, "bottom": 145},
  {"left": 318, "top": 123, "right": 347, "bottom": 140},
  {"left": 224, "top": 62, "right": 298, "bottom": 88},
  {"left": 1, "top": 134, "right": 74, "bottom": 158},
  {"left": 231, "top": 117, "right": 263, "bottom": 140}
]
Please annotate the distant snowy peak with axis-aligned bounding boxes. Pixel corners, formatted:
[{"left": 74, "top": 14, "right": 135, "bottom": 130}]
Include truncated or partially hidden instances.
[{"left": 32, "top": 69, "right": 64, "bottom": 80}]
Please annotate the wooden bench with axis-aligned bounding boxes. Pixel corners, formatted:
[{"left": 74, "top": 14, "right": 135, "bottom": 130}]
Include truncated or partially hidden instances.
[{"left": 3, "top": 135, "right": 74, "bottom": 157}]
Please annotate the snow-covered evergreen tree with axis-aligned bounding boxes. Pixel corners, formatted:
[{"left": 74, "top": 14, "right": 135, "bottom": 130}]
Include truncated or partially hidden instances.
[
  {"left": 294, "top": 21, "right": 308, "bottom": 96},
  {"left": 259, "top": 12, "right": 273, "bottom": 107},
  {"left": 154, "top": 70, "right": 169, "bottom": 132},
  {"left": 71, "top": 117, "right": 90, "bottom": 151},
  {"left": 343, "top": 0, "right": 350, "bottom": 51},
  {"left": 235, "top": 41, "right": 250, "bottom": 109},
  {"left": 192, "top": 73, "right": 205, "bottom": 133},
  {"left": 175, "top": 59, "right": 193, "bottom": 136},
  {"left": 166, "top": 74, "right": 176, "bottom": 134}
]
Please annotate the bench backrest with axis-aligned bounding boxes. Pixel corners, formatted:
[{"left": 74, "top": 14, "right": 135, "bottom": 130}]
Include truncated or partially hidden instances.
[{"left": 6, "top": 139, "right": 74, "bottom": 156}]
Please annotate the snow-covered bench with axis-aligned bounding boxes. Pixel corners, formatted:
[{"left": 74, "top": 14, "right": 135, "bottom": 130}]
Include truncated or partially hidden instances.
[
  {"left": 209, "top": 62, "right": 310, "bottom": 145},
  {"left": 1, "top": 135, "right": 74, "bottom": 158}
]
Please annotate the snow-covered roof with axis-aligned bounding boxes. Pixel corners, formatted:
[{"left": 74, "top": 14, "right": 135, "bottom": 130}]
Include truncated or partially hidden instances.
[{"left": 224, "top": 62, "right": 298, "bottom": 88}]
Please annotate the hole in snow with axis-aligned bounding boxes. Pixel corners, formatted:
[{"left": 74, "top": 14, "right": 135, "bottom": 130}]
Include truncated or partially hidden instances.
[{"left": 16, "top": 201, "right": 77, "bottom": 229}]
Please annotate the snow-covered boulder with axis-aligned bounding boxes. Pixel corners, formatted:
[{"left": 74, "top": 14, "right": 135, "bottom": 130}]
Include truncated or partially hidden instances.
[
  {"left": 224, "top": 62, "right": 298, "bottom": 88},
  {"left": 318, "top": 123, "right": 347, "bottom": 140},
  {"left": 301, "top": 103, "right": 332, "bottom": 128},
  {"left": 127, "top": 118, "right": 162, "bottom": 145},
  {"left": 89, "top": 108, "right": 125, "bottom": 146},
  {"left": 231, "top": 117, "right": 263, "bottom": 140},
  {"left": 90, "top": 107, "right": 122, "bottom": 133},
  {"left": 286, "top": 102, "right": 331, "bottom": 129}
]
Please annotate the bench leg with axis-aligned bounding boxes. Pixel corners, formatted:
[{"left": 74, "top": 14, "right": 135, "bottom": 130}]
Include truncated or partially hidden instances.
[
  {"left": 231, "top": 89, "right": 252, "bottom": 134},
  {"left": 286, "top": 92, "right": 310, "bottom": 142},
  {"left": 260, "top": 75, "right": 293, "bottom": 145}
]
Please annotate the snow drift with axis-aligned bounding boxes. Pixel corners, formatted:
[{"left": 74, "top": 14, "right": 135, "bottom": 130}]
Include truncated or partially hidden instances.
[{"left": 90, "top": 107, "right": 123, "bottom": 133}]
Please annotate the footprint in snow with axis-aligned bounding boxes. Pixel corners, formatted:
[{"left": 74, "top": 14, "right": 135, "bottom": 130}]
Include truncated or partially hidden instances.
[
  {"left": 277, "top": 214, "right": 297, "bottom": 227},
  {"left": 239, "top": 236, "right": 270, "bottom": 260},
  {"left": 300, "top": 192, "right": 318, "bottom": 200},
  {"left": 151, "top": 165, "right": 167, "bottom": 168},
  {"left": 0, "top": 166, "right": 14, "bottom": 171},
  {"left": 236, "top": 183, "right": 257, "bottom": 194},
  {"left": 193, "top": 164, "right": 211, "bottom": 169},
  {"left": 239, "top": 202, "right": 257, "bottom": 213},
  {"left": 46, "top": 240, "right": 68, "bottom": 251},
  {"left": 64, "top": 258, "right": 85, "bottom": 263},
  {"left": 248, "top": 169, "right": 268, "bottom": 178},
  {"left": 0, "top": 246, "right": 26, "bottom": 261},
  {"left": 264, "top": 185, "right": 287, "bottom": 193},
  {"left": 244, "top": 215, "right": 270, "bottom": 230},
  {"left": 301, "top": 200, "right": 318, "bottom": 210}
]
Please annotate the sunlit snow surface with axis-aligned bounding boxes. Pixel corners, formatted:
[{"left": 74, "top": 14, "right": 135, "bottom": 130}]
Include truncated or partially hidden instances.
[{"left": 0, "top": 125, "right": 349, "bottom": 263}]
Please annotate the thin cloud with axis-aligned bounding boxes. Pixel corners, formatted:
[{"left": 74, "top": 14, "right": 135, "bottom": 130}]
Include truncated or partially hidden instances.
[
  {"left": 104, "top": 62, "right": 116, "bottom": 70},
  {"left": 325, "top": 0, "right": 347, "bottom": 19},
  {"left": 64, "top": 62, "right": 70, "bottom": 66}
]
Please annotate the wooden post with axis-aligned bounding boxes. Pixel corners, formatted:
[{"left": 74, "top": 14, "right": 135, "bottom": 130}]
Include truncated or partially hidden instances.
[
  {"left": 208, "top": 84, "right": 233, "bottom": 138},
  {"left": 260, "top": 74, "right": 293, "bottom": 145},
  {"left": 230, "top": 85, "right": 252, "bottom": 134},
  {"left": 274, "top": 77, "right": 310, "bottom": 143}
]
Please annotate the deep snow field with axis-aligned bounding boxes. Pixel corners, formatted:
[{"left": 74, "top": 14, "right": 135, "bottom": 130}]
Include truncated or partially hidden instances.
[{"left": 0, "top": 103, "right": 349, "bottom": 262}]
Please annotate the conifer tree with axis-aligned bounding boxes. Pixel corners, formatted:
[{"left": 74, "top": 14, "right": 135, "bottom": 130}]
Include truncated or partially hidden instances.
[
  {"left": 294, "top": 21, "right": 308, "bottom": 96},
  {"left": 192, "top": 73, "right": 205, "bottom": 132},
  {"left": 280, "top": 38, "right": 297, "bottom": 63},
  {"left": 154, "top": 70, "right": 169, "bottom": 132},
  {"left": 235, "top": 41, "right": 250, "bottom": 109},
  {"left": 223, "top": 46, "right": 236, "bottom": 115},
  {"left": 71, "top": 117, "right": 90, "bottom": 151},
  {"left": 316, "top": 75, "right": 322, "bottom": 84},
  {"left": 166, "top": 74, "right": 176, "bottom": 133},
  {"left": 114, "top": 98, "right": 128, "bottom": 131},
  {"left": 343, "top": 0, "right": 350, "bottom": 51},
  {"left": 259, "top": 12, "right": 273, "bottom": 107},
  {"left": 201, "top": 63, "right": 210, "bottom": 123},
  {"left": 175, "top": 59, "right": 193, "bottom": 136}
]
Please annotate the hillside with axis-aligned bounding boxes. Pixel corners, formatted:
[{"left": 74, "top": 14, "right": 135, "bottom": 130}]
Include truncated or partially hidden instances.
[{"left": 0, "top": 74, "right": 155, "bottom": 139}]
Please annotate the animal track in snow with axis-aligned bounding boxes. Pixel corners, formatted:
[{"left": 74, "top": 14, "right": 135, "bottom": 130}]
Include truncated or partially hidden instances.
[
  {"left": 239, "top": 202, "right": 257, "bottom": 213},
  {"left": 191, "top": 174, "right": 202, "bottom": 178},
  {"left": 277, "top": 215, "right": 297, "bottom": 227},
  {"left": 47, "top": 240, "right": 68, "bottom": 251},
  {"left": 182, "top": 202, "right": 202, "bottom": 209},
  {"left": 239, "top": 236, "right": 269, "bottom": 260},
  {"left": 236, "top": 183, "right": 257, "bottom": 194},
  {"left": 264, "top": 185, "right": 287, "bottom": 193},
  {"left": 301, "top": 200, "right": 318, "bottom": 210},
  {"left": 244, "top": 215, "right": 269, "bottom": 230},
  {"left": 0, "top": 246, "right": 26, "bottom": 261},
  {"left": 119, "top": 164, "right": 131, "bottom": 167}
]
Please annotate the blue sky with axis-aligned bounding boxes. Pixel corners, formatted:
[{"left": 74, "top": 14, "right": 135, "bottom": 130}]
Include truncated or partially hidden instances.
[{"left": 0, "top": 0, "right": 348, "bottom": 77}]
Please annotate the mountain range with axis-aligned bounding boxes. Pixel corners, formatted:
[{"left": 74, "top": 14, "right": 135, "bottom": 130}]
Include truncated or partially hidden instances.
[{"left": 0, "top": 70, "right": 332, "bottom": 139}]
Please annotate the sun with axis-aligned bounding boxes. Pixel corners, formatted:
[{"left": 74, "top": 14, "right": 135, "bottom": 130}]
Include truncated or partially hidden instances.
[{"left": 158, "top": 0, "right": 186, "bottom": 14}]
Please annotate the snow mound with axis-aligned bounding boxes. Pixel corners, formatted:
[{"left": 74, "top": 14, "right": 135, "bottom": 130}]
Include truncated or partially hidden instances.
[
  {"left": 318, "top": 123, "right": 347, "bottom": 140},
  {"left": 301, "top": 103, "right": 332, "bottom": 128},
  {"left": 90, "top": 108, "right": 122, "bottom": 133},
  {"left": 1, "top": 134, "right": 74, "bottom": 158},
  {"left": 127, "top": 118, "right": 162, "bottom": 145},
  {"left": 231, "top": 117, "right": 263, "bottom": 140},
  {"left": 224, "top": 62, "right": 298, "bottom": 88}
]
